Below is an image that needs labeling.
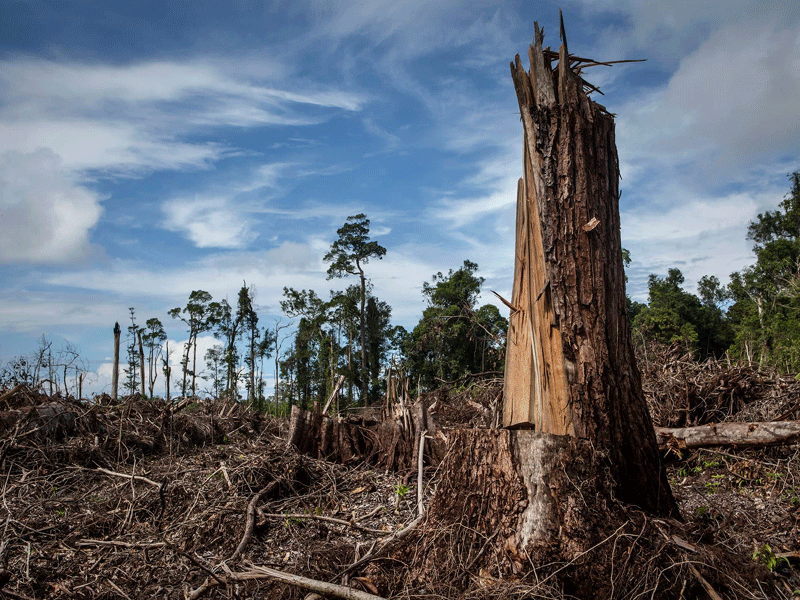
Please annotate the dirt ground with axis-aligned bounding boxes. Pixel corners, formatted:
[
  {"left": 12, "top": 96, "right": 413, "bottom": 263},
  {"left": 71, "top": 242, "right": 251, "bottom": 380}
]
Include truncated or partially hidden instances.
[{"left": 0, "top": 348, "right": 798, "bottom": 599}]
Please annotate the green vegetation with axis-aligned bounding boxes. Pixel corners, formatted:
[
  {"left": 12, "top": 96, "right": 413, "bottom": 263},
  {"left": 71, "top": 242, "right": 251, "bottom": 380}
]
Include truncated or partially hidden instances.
[
  {"left": 633, "top": 170, "right": 800, "bottom": 372},
  {"left": 752, "top": 544, "right": 789, "bottom": 572},
  {"left": 401, "top": 260, "right": 507, "bottom": 389}
]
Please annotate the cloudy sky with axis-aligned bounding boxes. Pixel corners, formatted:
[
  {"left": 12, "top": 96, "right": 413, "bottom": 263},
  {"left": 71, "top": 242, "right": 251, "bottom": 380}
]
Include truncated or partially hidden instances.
[{"left": 1, "top": 0, "right": 798, "bottom": 395}]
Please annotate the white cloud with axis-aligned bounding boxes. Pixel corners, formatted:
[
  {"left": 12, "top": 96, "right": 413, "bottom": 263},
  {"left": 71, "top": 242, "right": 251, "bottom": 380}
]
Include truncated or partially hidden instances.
[
  {"left": 0, "top": 290, "right": 128, "bottom": 332},
  {"left": 618, "top": 19, "right": 800, "bottom": 184},
  {"left": 0, "top": 56, "right": 365, "bottom": 179},
  {"left": 84, "top": 334, "right": 221, "bottom": 397},
  {"left": 620, "top": 184, "right": 788, "bottom": 300},
  {"left": 0, "top": 120, "right": 227, "bottom": 174},
  {"left": 569, "top": 0, "right": 796, "bottom": 66},
  {"left": 0, "top": 149, "right": 103, "bottom": 263},
  {"left": 42, "top": 242, "right": 324, "bottom": 305},
  {"left": 162, "top": 196, "right": 258, "bottom": 249},
  {"left": 0, "top": 57, "right": 365, "bottom": 115}
]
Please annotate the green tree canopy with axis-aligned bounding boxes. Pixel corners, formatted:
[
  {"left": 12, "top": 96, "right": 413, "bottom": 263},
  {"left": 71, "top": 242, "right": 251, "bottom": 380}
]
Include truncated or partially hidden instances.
[
  {"left": 404, "top": 261, "right": 507, "bottom": 388},
  {"left": 632, "top": 268, "right": 732, "bottom": 358},
  {"left": 727, "top": 171, "right": 800, "bottom": 370}
]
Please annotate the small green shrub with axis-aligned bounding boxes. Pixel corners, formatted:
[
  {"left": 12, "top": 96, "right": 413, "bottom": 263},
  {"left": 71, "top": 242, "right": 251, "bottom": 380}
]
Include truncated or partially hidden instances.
[{"left": 752, "top": 544, "right": 789, "bottom": 572}]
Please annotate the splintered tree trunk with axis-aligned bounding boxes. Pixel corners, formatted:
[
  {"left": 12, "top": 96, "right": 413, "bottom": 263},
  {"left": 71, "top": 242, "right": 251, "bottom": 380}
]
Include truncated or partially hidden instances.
[
  {"left": 399, "top": 20, "right": 679, "bottom": 589},
  {"left": 501, "top": 20, "right": 678, "bottom": 517},
  {"left": 138, "top": 330, "right": 146, "bottom": 397}
]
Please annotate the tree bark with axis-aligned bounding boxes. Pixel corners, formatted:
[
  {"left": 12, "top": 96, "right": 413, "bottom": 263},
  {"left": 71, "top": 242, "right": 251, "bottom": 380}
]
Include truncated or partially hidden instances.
[
  {"left": 137, "top": 329, "right": 146, "bottom": 397},
  {"left": 398, "top": 428, "right": 628, "bottom": 594},
  {"left": 504, "top": 21, "right": 677, "bottom": 517},
  {"left": 112, "top": 323, "right": 121, "bottom": 401}
]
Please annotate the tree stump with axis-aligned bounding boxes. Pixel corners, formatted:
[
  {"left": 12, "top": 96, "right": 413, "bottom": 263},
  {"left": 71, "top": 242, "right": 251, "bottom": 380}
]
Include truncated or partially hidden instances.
[
  {"left": 501, "top": 18, "right": 678, "bottom": 517},
  {"left": 414, "top": 430, "right": 619, "bottom": 576},
  {"left": 388, "top": 16, "right": 679, "bottom": 595}
]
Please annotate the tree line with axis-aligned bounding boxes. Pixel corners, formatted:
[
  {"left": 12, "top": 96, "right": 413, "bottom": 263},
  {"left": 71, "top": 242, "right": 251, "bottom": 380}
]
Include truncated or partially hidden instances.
[
  {"left": 0, "top": 213, "right": 507, "bottom": 412},
  {"left": 104, "top": 214, "right": 506, "bottom": 412},
  {"left": 5, "top": 170, "right": 798, "bottom": 405},
  {"left": 630, "top": 170, "right": 800, "bottom": 372},
  {"left": 272, "top": 215, "right": 507, "bottom": 412}
]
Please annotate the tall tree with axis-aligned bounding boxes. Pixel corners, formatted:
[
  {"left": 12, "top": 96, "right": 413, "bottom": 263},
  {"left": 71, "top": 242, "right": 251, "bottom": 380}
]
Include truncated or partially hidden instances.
[
  {"left": 169, "top": 290, "right": 222, "bottom": 398},
  {"left": 141, "top": 318, "right": 167, "bottom": 397},
  {"left": 237, "top": 283, "right": 260, "bottom": 403},
  {"left": 324, "top": 214, "right": 387, "bottom": 403},
  {"left": 214, "top": 299, "right": 238, "bottom": 396},
  {"left": 124, "top": 308, "right": 141, "bottom": 394},
  {"left": 204, "top": 345, "right": 226, "bottom": 399},
  {"left": 632, "top": 268, "right": 732, "bottom": 358},
  {"left": 253, "top": 325, "right": 276, "bottom": 411},
  {"left": 281, "top": 287, "right": 332, "bottom": 403},
  {"left": 271, "top": 319, "right": 292, "bottom": 414},
  {"left": 728, "top": 170, "right": 800, "bottom": 369},
  {"left": 364, "top": 295, "right": 393, "bottom": 404},
  {"left": 329, "top": 285, "right": 362, "bottom": 404}
]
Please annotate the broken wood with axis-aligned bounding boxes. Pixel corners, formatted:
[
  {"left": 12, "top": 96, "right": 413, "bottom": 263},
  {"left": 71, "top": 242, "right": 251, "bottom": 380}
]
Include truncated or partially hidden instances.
[
  {"left": 504, "top": 17, "right": 677, "bottom": 517},
  {"left": 323, "top": 375, "right": 346, "bottom": 415},
  {"left": 258, "top": 512, "right": 386, "bottom": 536},
  {"left": 243, "top": 565, "right": 387, "bottom": 600},
  {"left": 186, "top": 562, "right": 387, "bottom": 600},
  {"left": 287, "top": 400, "right": 444, "bottom": 472},
  {"left": 340, "top": 514, "right": 424, "bottom": 577},
  {"left": 228, "top": 480, "right": 279, "bottom": 563},
  {"left": 0, "top": 384, "right": 23, "bottom": 407},
  {"left": 90, "top": 467, "right": 161, "bottom": 488},
  {"left": 656, "top": 420, "right": 800, "bottom": 451}
]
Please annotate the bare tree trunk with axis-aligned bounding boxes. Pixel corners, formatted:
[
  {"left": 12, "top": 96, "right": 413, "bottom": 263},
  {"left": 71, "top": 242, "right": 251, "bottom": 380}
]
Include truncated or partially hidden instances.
[
  {"left": 274, "top": 344, "right": 280, "bottom": 414},
  {"left": 657, "top": 421, "right": 800, "bottom": 450},
  {"left": 165, "top": 340, "right": 171, "bottom": 403},
  {"left": 112, "top": 323, "right": 121, "bottom": 401},
  {"left": 137, "top": 330, "right": 146, "bottom": 396},
  {"left": 359, "top": 265, "right": 367, "bottom": 405},
  {"left": 347, "top": 329, "right": 353, "bottom": 403},
  {"left": 48, "top": 349, "right": 53, "bottom": 397},
  {"left": 504, "top": 21, "right": 677, "bottom": 516},
  {"left": 192, "top": 337, "right": 198, "bottom": 398},
  {"left": 250, "top": 329, "right": 256, "bottom": 404}
]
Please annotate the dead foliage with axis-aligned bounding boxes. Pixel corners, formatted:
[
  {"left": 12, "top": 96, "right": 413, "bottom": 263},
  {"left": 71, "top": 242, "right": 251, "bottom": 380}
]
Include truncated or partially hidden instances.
[
  {"left": 0, "top": 387, "right": 420, "bottom": 599},
  {"left": 639, "top": 342, "right": 800, "bottom": 427},
  {"left": 0, "top": 350, "right": 798, "bottom": 600}
]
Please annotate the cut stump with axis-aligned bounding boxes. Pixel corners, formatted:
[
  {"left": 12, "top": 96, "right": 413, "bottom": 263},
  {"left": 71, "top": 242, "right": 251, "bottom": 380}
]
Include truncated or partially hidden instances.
[{"left": 415, "top": 429, "right": 618, "bottom": 577}]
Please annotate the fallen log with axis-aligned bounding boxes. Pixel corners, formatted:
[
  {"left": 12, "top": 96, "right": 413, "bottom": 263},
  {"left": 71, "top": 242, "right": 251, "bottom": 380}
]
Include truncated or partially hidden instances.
[{"left": 656, "top": 421, "right": 800, "bottom": 451}]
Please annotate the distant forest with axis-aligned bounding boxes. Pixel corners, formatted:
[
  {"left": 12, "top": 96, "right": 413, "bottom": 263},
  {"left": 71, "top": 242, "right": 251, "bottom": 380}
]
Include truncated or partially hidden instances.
[{"left": 3, "top": 171, "right": 800, "bottom": 411}]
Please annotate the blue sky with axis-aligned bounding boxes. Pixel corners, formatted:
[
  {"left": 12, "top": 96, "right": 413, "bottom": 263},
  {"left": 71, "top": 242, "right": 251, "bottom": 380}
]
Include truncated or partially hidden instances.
[{"left": 1, "top": 0, "right": 799, "bottom": 395}]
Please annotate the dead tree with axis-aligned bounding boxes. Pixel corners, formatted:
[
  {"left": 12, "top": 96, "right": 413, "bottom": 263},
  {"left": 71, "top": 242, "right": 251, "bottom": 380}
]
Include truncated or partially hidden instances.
[
  {"left": 501, "top": 18, "right": 678, "bottom": 517},
  {"left": 398, "top": 17, "right": 679, "bottom": 589},
  {"left": 112, "top": 322, "right": 121, "bottom": 401}
]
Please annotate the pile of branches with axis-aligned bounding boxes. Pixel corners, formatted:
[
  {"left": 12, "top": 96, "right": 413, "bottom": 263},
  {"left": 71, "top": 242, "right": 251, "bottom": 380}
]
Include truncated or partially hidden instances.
[
  {"left": 0, "top": 385, "right": 276, "bottom": 468},
  {"left": 0, "top": 385, "right": 426, "bottom": 599},
  {"left": 638, "top": 342, "right": 800, "bottom": 427}
]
